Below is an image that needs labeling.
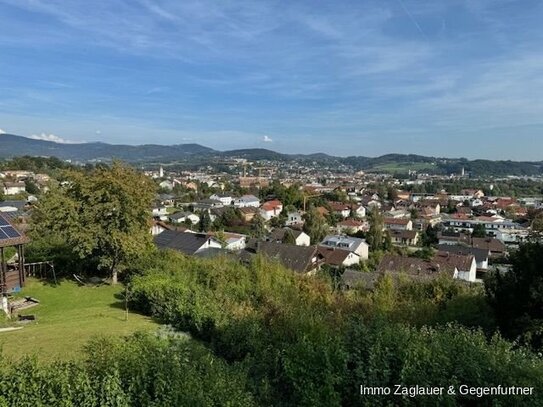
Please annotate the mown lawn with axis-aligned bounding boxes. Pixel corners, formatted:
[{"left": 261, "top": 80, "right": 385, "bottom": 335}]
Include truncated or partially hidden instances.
[{"left": 0, "top": 278, "right": 158, "bottom": 361}]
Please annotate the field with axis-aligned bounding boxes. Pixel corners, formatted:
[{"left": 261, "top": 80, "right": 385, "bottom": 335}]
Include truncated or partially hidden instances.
[
  {"left": 0, "top": 278, "right": 159, "bottom": 361},
  {"left": 370, "top": 162, "right": 437, "bottom": 173}
]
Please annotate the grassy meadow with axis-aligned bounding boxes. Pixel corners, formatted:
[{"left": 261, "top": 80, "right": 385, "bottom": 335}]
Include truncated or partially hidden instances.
[{"left": 0, "top": 278, "right": 158, "bottom": 361}]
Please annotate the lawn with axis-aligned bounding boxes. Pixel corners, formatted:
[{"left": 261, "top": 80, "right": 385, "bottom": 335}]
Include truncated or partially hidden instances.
[
  {"left": 371, "top": 162, "right": 437, "bottom": 173},
  {"left": 0, "top": 278, "right": 159, "bottom": 361}
]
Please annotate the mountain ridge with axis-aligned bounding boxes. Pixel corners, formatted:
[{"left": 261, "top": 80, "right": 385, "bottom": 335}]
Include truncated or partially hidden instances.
[{"left": 1, "top": 133, "right": 542, "bottom": 176}]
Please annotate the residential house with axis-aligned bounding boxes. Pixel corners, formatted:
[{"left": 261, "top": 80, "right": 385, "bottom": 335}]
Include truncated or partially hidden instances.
[
  {"left": 209, "top": 194, "right": 233, "bottom": 206},
  {"left": 239, "top": 207, "right": 259, "bottom": 222},
  {"left": 158, "top": 180, "right": 174, "bottom": 191},
  {"left": 319, "top": 235, "right": 369, "bottom": 260},
  {"left": 389, "top": 230, "right": 419, "bottom": 246},
  {"left": 208, "top": 232, "right": 247, "bottom": 251},
  {"left": 340, "top": 270, "right": 380, "bottom": 291},
  {"left": 318, "top": 246, "right": 361, "bottom": 267},
  {"left": 285, "top": 210, "right": 304, "bottom": 226},
  {"left": 260, "top": 200, "right": 283, "bottom": 221},
  {"left": 168, "top": 211, "right": 200, "bottom": 225},
  {"left": 350, "top": 203, "right": 366, "bottom": 218},
  {"left": 471, "top": 237, "right": 508, "bottom": 258},
  {"left": 150, "top": 220, "right": 172, "bottom": 236},
  {"left": 269, "top": 228, "right": 310, "bottom": 246},
  {"left": 154, "top": 230, "right": 223, "bottom": 255},
  {"left": 461, "top": 189, "right": 485, "bottom": 199},
  {"left": 434, "top": 251, "right": 477, "bottom": 282},
  {"left": 337, "top": 219, "right": 369, "bottom": 234},
  {"left": 438, "top": 231, "right": 471, "bottom": 246},
  {"left": 233, "top": 194, "right": 260, "bottom": 208},
  {"left": 242, "top": 240, "right": 323, "bottom": 275},
  {"left": 157, "top": 194, "right": 175, "bottom": 207},
  {"left": 193, "top": 199, "right": 224, "bottom": 211},
  {"left": 377, "top": 251, "right": 477, "bottom": 283},
  {"left": 437, "top": 244, "right": 490, "bottom": 272},
  {"left": 328, "top": 202, "right": 351, "bottom": 218},
  {"left": 384, "top": 218, "right": 413, "bottom": 231},
  {"left": 3, "top": 182, "right": 26, "bottom": 196},
  {"left": 152, "top": 206, "right": 168, "bottom": 220}
]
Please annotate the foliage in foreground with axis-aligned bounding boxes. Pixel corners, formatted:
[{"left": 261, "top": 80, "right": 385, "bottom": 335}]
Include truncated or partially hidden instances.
[
  {"left": 127, "top": 252, "right": 543, "bottom": 406},
  {"left": 0, "top": 333, "right": 253, "bottom": 407}
]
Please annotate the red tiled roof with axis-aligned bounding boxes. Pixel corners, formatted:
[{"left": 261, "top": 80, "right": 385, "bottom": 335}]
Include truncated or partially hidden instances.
[
  {"left": 262, "top": 200, "right": 283, "bottom": 211},
  {"left": 384, "top": 218, "right": 410, "bottom": 225}
]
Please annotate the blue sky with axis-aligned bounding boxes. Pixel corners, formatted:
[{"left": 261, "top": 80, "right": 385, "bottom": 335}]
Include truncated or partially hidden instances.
[{"left": 0, "top": 0, "right": 542, "bottom": 159}]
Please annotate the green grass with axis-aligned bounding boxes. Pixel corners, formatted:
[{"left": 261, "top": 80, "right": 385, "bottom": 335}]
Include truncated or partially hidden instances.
[
  {"left": 0, "top": 278, "right": 159, "bottom": 361},
  {"left": 371, "top": 162, "right": 436, "bottom": 173}
]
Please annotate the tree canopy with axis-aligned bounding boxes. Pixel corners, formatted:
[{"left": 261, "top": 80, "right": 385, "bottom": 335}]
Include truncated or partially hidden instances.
[{"left": 31, "top": 162, "right": 155, "bottom": 283}]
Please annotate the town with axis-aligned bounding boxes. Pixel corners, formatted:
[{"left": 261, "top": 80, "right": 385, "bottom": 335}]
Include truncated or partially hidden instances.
[{"left": 2, "top": 155, "right": 542, "bottom": 293}]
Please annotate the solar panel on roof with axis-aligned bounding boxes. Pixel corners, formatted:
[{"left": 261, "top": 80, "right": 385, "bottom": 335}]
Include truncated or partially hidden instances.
[
  {"left": 0, "top": 229, "right": 9, "bottom": 240},
  {"left": 1, "top": 226, "right": 21, "bottom": 239},
  {"left": 0, "top": 216, "right": 10, "bottom": 227}
]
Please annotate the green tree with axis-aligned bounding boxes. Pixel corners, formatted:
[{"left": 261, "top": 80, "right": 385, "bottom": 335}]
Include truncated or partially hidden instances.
[
  {"left": 485, "top": 242, "right": 543, "bottom": 348},
  {"left": 366, "top": 210, "right": 384, "bottom": 250},
  {"left": 303, "top": 207, "right": 328, "bottom": 243},
  {"left": 472, "top": 224, "right": 487, "bottom": 238},
  {"left": 31, "top": 162, "right": 155, "bottom": 284},
  {"left": 422, "top": 224, "right": 439, "bottom": 246},
  {"left": 282, "top": 228, "right": 297, "bottom": 245},
  {"left": 198, "top": 211, "right": 212, "bottom": 232},
  {"left": 531, "top": 212, "right": 543, "bottom": 234},
  {"left": 250, "top": 214, "right": 266, "bottom": 238},
  {"left": 25, "top": 179, "right": 40, "bottom": 195}
]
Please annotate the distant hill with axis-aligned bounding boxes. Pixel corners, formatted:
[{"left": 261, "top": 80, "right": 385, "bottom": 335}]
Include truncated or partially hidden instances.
[
  {"left": 0, "top": 134, "right": 215, "bottom": 162},
  {"left": 1, "top": 133, "right": 542, "bottom": 176}
]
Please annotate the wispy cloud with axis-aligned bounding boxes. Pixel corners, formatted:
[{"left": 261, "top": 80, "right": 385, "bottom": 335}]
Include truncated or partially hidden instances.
[
  {"left": 30, "top": 132, "right": 84, "bottom": 144},
  {"left": 0, "top": 129, "right": 5, "bottom": 134},
  {"left": 262, "top": 135, "right": 273, "bottom": 143}
]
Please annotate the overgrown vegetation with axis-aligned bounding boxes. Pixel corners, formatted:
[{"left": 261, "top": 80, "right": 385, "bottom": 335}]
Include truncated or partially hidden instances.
[{"left": 121, "top": 251, "right": 543, "bottom": 406}]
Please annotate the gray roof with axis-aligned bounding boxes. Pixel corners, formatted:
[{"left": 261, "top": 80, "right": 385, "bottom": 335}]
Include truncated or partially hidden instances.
[
  {"left": 437, "top": 244, "right": 489, "bottom": 263},
  {"left": 0, "top": 200, "right": 27, "bottom": 210},
  {"left": 269, "top": 228, "right": 304, "bottom": 242},
  {"left": 154, "top": 230, "right": 213, "bottom": 255},
  {"left": 237, "top": 195, "right": 259, "bottom": 202},
  {"left": 243, "top": 239, "right": 321, "bottom": 273},
  {"left": 168, "top": 211, "right": 192, "bottom": 220},
  {"left": 319, "top": 235, "right": 368, "bottom": 253},
  {"left": 341, "top": 270, "right": 380, "bottom": 290}
]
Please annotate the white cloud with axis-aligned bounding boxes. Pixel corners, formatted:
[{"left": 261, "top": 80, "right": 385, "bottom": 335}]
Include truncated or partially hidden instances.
[
  {"left": 30, "top": 133, "right": 83, "bottom": 144},
  {"left": 262, "top": 135, "right": 273, "bottom": 143},
  {"left": 0, "top": 129, "right": 6, "bottom": 134}
]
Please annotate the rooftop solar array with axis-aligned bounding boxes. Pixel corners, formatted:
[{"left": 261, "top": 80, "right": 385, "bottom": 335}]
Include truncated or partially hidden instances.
[{"left": 0, "top": 214, "right": 22, "bottom": 242}]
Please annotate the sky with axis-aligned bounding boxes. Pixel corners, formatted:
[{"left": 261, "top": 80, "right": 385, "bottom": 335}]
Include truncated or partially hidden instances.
[{"left": 0, "top": 0, "right": 542, "bottom": 159}]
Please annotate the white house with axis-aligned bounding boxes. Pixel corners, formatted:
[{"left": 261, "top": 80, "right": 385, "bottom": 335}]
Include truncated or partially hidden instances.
[
  {"left": 260, "top": 200, "right": 283, "bottom": 221},
  {"left": 269, "top": 228, "right": 310, "bottom": 246},
  {"left": 209, "top": 194, "right": 233, "bottom": 206},
  {"left": 318, "top": 247, "right": 361, "bottom": 267},
  {"left": 209, "top": 232, "right": 247, "bottom": 251},
  {"left": 319, "top": 235, "right": 369, "bottom": 260},
  {"left": 159, "top": 180, "right": 174, "bottom": 191},
  {"left": 384, "top": 218, "right": 413, "bottom": 231},
  {"left": 351, "top": 204, "right": 366, "bottom": 218},
  {"left": 152, "top": 206, "right": 168, "bottom": 221},
  {"left": 168, "top": 211, "right": 200, "bottom": 225},
  {"left": 233, "top": 195, "right": 260, "bottom": 208},
  {"left": 285, "top": 211, "right": 304, "bottom": 226},
  {"left": 3, "top": 182, "right": 26, "bottom": 196}
]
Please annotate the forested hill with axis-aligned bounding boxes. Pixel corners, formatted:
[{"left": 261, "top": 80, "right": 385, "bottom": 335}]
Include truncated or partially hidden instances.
[{"left": 1, "top": 133, "right": 541, "bottom": 176}]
